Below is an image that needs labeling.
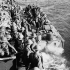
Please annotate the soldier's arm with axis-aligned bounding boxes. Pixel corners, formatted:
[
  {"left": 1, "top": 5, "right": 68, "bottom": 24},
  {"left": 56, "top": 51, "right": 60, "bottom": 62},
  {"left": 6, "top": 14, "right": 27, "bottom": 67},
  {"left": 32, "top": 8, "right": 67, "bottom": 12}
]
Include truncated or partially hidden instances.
[{"left": 7, "top": 42, "right": 17, "bottom": 53}]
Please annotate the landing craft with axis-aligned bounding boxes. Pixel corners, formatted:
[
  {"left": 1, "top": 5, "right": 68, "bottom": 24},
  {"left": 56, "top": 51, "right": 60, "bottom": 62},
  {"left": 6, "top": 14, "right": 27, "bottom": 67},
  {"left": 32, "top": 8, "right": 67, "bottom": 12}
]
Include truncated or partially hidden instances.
[{"left": 0, "top": 0, "right": 65, "bottom": 70}]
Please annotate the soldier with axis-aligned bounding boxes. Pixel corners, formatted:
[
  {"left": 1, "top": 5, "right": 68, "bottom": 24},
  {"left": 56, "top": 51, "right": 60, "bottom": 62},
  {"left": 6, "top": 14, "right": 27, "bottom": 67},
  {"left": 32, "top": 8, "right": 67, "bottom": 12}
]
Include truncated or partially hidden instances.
[
  {"left": 28, "top": 48, "right": 44, "bottom": 70},
  {"left": 1, "top": 37, "right": 9, "bottom": 56}
]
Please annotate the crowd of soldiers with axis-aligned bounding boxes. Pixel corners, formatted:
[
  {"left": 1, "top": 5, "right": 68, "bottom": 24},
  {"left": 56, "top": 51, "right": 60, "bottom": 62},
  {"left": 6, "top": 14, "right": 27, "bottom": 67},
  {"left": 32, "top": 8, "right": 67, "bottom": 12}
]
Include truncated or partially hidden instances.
[
  {"left": 16, "top": 5, "right": 51, "bottom": 70},
  {"left": 0, "top": 0, "right": 65, "bottom": 70}
]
